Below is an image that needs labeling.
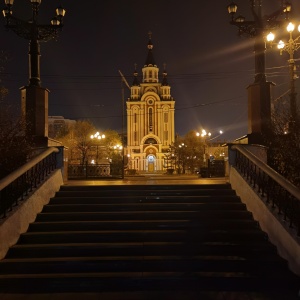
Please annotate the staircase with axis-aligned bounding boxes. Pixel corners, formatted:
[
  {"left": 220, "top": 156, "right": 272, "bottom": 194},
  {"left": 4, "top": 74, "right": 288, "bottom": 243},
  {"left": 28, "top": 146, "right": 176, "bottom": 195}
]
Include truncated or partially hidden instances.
[{"left": 0, "top": 183, "right": 299, "bottom": 299}]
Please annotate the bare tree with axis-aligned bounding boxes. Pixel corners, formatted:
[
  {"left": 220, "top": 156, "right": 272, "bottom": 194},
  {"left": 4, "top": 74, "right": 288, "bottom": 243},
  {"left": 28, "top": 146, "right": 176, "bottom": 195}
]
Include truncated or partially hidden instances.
[
  {"left": 56, "top": 122, "right": 122, "bottom": 166},
  {"left": 266, "top": 97, "right": 300, "bottom": 187},
  {"left": 0, "top": 51, "right": 32, "bottom": 179},
  {"left": 0, "top": 104, "right": 32, "bottom": 179},
  {"left": 56, "top": 120, "right": 96, "bottom": 165}
]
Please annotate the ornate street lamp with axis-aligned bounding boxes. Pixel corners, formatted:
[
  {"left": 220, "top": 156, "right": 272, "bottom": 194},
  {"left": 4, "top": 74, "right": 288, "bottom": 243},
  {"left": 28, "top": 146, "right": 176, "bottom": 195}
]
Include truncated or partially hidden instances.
[
  {"left": 2, "top": 0, "right": 66, "bottom": 145},
  {"left": 267, "top": 22, "right": 300, "bottom": 130},
  {"left": 227, "top": 0, "right": 291, "bottom": 143},
  {"left": 196, "top": 129, "right": 223, "bottom": 163},
  {"left": 90, "top": 132, "right": 106, "bottom": 164}
]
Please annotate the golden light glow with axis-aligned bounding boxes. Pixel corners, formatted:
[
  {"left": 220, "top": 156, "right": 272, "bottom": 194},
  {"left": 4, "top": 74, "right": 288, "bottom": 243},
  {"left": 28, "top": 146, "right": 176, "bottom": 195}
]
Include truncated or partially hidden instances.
[
  {"left": 267, "top": 32, "right": 275, "bottom": 42},
  {"left": 277, "top": 40, "right": 285, "bottom": 49},
  {"left": 287, "top": 22, "right": 295, "bottom": 33},
  {"left": 91, "top": 132, "right": 105, "bottom": 140}
]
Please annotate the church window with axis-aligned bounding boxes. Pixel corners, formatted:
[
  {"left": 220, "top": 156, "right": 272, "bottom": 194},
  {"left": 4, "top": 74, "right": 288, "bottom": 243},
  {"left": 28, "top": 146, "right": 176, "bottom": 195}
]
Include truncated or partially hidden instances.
[
  {"left": 134, "top": 131, "right": 137, "bottom": 142},
  {"left": 145, "top": 138, "right": 157, "bottom": 144},
  {"left": 164, "top": 112, "right": 168, "bottom": 123},
  {"left": 134, "top": 113, "right": 137, "bottom": 123},
  {"left": 164, "top": 131, "right": 168, "bottom": 141},
  {"left": 164, "top": 124, "right": 168, "bottom": 141},
  {"left": 149, "top": 108, "right": 153, "bottom": 131}
]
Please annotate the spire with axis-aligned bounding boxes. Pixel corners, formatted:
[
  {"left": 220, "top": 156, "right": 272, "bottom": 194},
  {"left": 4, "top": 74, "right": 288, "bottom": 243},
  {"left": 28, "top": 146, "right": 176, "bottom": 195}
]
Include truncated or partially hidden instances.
[
  {"left": 162, "top": 63, "right": 169, "bottom": 86},
  {"left": 145, "top": 31, "right": 156, "bottom": 67},
  {"left": 132, "top": 63, "right": 139, "bottom": 86}
]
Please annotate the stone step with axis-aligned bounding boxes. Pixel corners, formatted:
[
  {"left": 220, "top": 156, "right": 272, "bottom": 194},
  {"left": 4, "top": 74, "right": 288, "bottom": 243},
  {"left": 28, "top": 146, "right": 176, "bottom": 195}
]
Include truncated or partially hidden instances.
[
  {"left": 0, "top": 272, "right": 298, "bottom": 295},
  {"left": 42, "top": 202, "right": 247, "bottom": 213},
  {"left": 35, "top": 210, "right": 254, "bottom": 222},
  {"left": 1, "top": 183, "right": 298, "bottom": 297},
  {"left": 54, "top": 189, "right": 237, "bottom": 197},
  {"left": 0, "top": 256, "right": 290, "bottom": 275},
  {"left": 27, "top": 219, "right": 260, "bottom": 232},
  {"left": 49, "top": 195, "right": 242, "bottom": 204},
  {"left": 18, "top": 229, "right": 268, "bottom": 244},
  {"left": 6, "top": 242, "right": 278, "bottom": 259},
  {"left": 59, "top": 184, "right": 232, "bottom": 191}
]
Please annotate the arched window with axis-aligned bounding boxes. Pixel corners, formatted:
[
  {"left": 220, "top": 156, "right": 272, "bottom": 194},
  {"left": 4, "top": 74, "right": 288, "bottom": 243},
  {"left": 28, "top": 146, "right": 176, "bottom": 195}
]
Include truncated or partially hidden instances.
[
  {"left": 149, "top": 108, "right": 153, "bottom": 131},
  {"left": 145, "top": 138, "right": 157, "bottom": 144},
  {"left": 164, "top": 112, "right": 168, "bottom": 123}
]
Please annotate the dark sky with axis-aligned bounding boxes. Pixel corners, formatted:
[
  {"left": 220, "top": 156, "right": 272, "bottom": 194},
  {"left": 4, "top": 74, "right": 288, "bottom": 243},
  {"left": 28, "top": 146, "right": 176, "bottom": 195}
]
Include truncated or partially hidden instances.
[{"left": 1, "top": 0, "right": 300, "bottom": 141}]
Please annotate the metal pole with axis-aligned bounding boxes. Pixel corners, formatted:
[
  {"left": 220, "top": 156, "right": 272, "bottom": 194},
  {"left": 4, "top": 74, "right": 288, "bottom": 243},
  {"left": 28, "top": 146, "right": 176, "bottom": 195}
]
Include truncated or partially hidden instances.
[
  {"left": 28, "top": 38, "right": 41, "bottom": 87},
  {"left": 288, "top": 31, "right": 297, "bottom": 126},
  {"left": 252, "top": 1, "right": 266, "bottom": 83},
  {"left": 289, "top": 58, "right": 297, "bottom": 120},
  {"left": 254, "top": 35, "right": 267, "bottom": 83},
  {"left": 121, "top": 78, "right": 125, "bottom": 179}
]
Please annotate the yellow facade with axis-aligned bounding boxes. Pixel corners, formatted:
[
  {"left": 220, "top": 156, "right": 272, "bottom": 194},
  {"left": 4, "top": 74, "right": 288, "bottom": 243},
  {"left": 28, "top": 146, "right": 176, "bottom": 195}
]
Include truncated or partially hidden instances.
[{"left": 125, "top": 35, "right": 175, "bottom": 173}]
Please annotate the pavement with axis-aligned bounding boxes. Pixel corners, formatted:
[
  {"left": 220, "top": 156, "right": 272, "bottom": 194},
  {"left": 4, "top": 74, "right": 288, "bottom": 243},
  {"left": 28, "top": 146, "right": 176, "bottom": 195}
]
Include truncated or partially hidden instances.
[{"left": 64, "top": 174, "right": 229, "bottom": 186}]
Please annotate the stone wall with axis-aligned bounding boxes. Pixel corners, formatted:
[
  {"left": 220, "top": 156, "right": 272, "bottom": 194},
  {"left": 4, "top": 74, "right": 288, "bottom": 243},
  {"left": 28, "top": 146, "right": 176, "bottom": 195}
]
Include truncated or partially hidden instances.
[
  {"left": 230, "top": 167, "right": 300, "bottom": 275},
  {"left": 0, "top": 169, "right": 63, "bottom": 259}
]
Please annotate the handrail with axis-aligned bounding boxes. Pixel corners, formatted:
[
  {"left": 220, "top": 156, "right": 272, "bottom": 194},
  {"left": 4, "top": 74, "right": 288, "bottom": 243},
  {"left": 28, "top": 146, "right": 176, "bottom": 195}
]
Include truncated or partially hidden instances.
[
  {"left": 0, "top": 147, "right": 59, "bottom": 191},
  {"left": 231, "top": 144, "right": 300, "bottom": 236},
  {"left": 0, "top": 147, "right": 59, "bottom": 218},
  {"left": 232, "top": 145, "right": 300, "bottom": 200}
]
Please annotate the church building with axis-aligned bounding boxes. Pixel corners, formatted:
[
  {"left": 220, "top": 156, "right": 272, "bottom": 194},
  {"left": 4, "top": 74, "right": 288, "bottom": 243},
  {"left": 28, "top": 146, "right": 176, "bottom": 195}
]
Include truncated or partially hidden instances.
[{"left": 125, "top": 34, "right": 175, "bottom": 173}]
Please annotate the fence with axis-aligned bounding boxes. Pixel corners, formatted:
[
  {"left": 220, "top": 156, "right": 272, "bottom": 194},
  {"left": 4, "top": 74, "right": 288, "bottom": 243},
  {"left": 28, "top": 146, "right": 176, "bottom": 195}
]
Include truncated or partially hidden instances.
[
  {"left": 0, "top": 147, "right": 60, "bottom": 219},
  {"left": 232, "top": 144, "right": 300, "bottom": 236}
]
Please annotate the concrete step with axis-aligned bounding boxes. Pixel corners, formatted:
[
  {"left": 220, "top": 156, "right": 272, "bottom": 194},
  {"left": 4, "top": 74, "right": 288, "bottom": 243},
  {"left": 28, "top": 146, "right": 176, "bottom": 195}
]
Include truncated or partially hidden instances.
[
  {"left": 54, "top": 189, "right": 237, "bottom": 197},
  {"left": 35, "top": 210, "right": 254, "bottom": 222},
  {"left": 59, "top": 184, "right": 232, "bottom": 191},
  {"left": 49, "top": 195, "right": 242, "bottom": 204},
  {"left": 27, "top": 219, "right": 260, "bottom": 232},
  {"left": 1, "top": 183, "right": 299, "bottom": 297},
  {"left": 6, "top": 242, "right": 278, "bottom": 259},
  {"left": 17, "top": 229, "right": 268, "bottom": 244},
  {"left": 42, "top": 202, "right": 247, "bottom": 213},
  {"left": 0, "top": 272, "right": 298, "bottom": 296},
  {"left": 0, "top": 256, "right": 290, "bottom": 275}
]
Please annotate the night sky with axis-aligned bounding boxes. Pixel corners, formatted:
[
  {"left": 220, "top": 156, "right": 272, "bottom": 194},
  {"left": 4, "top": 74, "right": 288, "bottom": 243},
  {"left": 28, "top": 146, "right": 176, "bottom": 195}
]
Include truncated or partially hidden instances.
[{"left": 1, "top": 0, "right": 300, "bottom": 141}]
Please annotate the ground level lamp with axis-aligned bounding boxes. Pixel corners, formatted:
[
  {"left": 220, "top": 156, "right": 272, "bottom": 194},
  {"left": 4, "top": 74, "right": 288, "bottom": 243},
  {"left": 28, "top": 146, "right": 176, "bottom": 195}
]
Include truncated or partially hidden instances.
[
  {"left": 2, "top": 0, "right": 66, "bottom": 145},
  {"left": 267, "top": 22, "right": 300, "bottom": 130},
  {"left": 227, "top": 0, "right": 291, "bottom": 143}
]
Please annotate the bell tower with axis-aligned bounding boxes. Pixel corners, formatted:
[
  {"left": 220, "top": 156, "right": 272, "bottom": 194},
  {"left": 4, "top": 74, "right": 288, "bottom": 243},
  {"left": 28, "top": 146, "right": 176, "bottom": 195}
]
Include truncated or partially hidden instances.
[{"left": 126, "top": 33, "right": 175, "bottom": 173}]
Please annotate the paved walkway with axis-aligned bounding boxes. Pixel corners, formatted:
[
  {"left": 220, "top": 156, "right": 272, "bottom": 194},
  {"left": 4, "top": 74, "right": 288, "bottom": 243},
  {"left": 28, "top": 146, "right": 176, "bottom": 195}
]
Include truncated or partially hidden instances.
[{"left": 64, "top": 174, "right": 229, "bottom": 186}]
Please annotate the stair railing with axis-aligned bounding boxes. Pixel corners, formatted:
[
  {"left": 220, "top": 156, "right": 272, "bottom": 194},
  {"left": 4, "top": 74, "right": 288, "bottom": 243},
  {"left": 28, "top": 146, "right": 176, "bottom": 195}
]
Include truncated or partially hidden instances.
[
  {"left": 231, "top": 144, "right": 300, "bottom": 236},
  {"left": 0, "top": 147, "right": 59, "bottom": 219}
]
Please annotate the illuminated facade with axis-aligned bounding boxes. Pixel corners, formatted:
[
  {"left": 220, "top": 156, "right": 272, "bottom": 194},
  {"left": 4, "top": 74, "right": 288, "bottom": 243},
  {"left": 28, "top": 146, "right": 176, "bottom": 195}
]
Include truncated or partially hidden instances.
[{"left": 126, "top": 35, "right": 175, "bottom": 173}]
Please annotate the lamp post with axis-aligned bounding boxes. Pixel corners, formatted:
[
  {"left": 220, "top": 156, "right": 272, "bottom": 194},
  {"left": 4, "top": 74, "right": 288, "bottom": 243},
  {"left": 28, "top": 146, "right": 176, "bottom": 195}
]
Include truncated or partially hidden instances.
[
  {"left": 196, "top": 129, "right": 224, "bottom": 177},
  {"left": 2, "top": 0, "right": 66, "bottom": 145},
  {"left": 227, "top": 0, "right": 291, "bottom": 143},
  {"left": 196, "top": 130, "right": 211, "bottom": 165},
  {"left": 112, "top": 144, "right": 124, "bottom": 178},
  {"left": 177, "top": 143, "right": 187, "bottom": 174},
  {"left": 90, "top": 132, "right": 105, "bottom": 164},
  {"left": 267, "top": 22, "right": 300, "bottom": 130},
  {"left": 196, "top": 129, "right": 223, "bottom": 164}
]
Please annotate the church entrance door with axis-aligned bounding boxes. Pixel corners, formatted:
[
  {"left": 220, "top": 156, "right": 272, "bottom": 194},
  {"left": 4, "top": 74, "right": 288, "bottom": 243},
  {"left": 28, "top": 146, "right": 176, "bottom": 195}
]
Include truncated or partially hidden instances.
[{"left": 147, "top": 154, "right": 155, "bottom": 172}]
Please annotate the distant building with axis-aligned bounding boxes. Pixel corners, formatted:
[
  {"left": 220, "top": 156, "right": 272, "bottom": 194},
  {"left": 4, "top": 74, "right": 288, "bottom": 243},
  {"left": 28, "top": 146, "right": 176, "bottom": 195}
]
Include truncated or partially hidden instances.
[
  {"left": 125, "top": 34, "right": 175, "bottom": 173},
  {"left": 48, "top": 116, "right": 76, "bottom": 138}
]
